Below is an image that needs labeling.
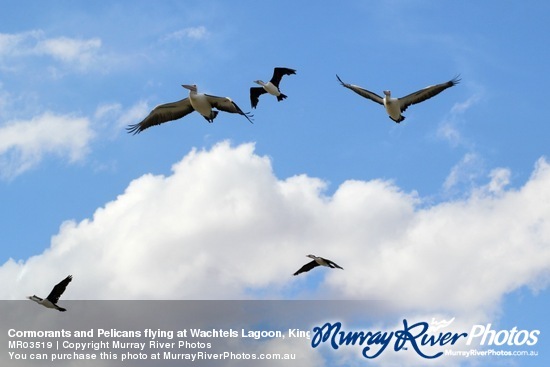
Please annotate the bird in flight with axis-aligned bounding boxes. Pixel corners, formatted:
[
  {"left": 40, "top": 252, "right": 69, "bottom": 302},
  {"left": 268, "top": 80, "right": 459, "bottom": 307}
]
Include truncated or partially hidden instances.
[
  {"left": 337, "top": 74, "right": 460, "bottom": 123},
  {"left": 293, "top": 254, "right": 344, "bottom": 276},
  {"left": 127, "top": 84, "right": 253, "bottom": 134},
  {"left": 28, "top": 275, "right": 73, "bottom": 312},
  {"left": 250, "top": 67, "right": 296, "bottom": 109}
]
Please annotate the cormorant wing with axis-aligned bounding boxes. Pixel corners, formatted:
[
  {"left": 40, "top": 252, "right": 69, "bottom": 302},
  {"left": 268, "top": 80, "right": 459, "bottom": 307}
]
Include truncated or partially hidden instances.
[
  {"left": 293, "top": 260, "right": 319, "bottom": 276},
  {"left": 270, "top": 67, "right": 297, "bottom": 87},
  {"left": 127, "top": 98, "right": 194, "bottom": 134},
  {"left": 46, "top": 275, "right": 72, "bottom": 304},
  {"left": 336, "top": 75, "right": 384, "bottom": 105},
  {"left": 206, "top": 95, "right": 254, "bottom": 124},
  {"left": 250, "top": 87, "right": 267, "bottom": 109},
  {"left": 324, "top": 258, "right": 344, "bottom": 270},
  {"left": 398, "top": 76, "right": 460, "bottom": 112}
]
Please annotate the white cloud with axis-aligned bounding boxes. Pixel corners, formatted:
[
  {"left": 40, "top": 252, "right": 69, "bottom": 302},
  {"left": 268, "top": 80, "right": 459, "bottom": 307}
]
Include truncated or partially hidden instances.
[
  {"left": 437, "top": 92, "right": 482, "bottom": 148},
  {"left": 92, "top": 100, "right": 150, "bottom": 138},
  {"left": 94, "top": 102, "right": 122, "bottom": 121},
  {"left": 0, "top": 112, "right": 94, "bottom": 179},
  {"left": 0, "top": 82, "right": 10, "bottom": 116},
  {"left": 0, "top": 31, "right": 36, "bottom": 55},
  {"left": 436, "top": 121, "right": 461, "bottom": 146},
  {"left": 2, "top": 143, "right": 549, "bottom": 319},
  {"left": 34, "top": 36, "right": 102, "bottom": 69},
  {"left": 0, "top": 30, "right": 102, "bottom": 72},
  {"left": 481, "top": 167, "right": 511, "bottom": 195},
  {"left": 443, "top": 152, "right": 484, "bottom": 192},
  {"left": 450, "top": 94, "right": 481, "bottom": 115},
  {"left": 113, "top": 100, "right": 150, "bottom": 129},
  {"left": 162, "top": 26, "right": 209, "bottom": 42}
]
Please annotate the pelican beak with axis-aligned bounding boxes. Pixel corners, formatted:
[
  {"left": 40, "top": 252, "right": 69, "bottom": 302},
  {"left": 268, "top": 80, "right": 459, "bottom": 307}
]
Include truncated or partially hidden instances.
[{"left": 182, "top": 84, "right": 193, "bottom": 90}]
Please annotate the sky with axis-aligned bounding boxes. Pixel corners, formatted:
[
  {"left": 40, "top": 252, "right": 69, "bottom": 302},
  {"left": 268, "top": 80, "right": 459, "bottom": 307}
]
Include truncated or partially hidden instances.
[{"left": 1, "top": 1, "right": 549, "bottom": 365}]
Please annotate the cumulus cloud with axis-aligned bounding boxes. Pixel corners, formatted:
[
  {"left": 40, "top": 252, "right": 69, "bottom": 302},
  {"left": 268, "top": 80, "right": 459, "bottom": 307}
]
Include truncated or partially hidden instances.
[
  {"left": 0, "top": 112, "right": 94, "bottom": 179},
  {"left": 2, "top": 142, "right": 549, "bottom": 319}
]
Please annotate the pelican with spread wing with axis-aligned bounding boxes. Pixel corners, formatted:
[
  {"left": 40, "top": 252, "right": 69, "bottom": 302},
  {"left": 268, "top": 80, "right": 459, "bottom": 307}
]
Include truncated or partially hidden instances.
[
  {"left": 127, "top": 84, "right": 253, "bottom": 134},
  {"left": 337, "top": 75, "right": 460, "bottom": 123}
]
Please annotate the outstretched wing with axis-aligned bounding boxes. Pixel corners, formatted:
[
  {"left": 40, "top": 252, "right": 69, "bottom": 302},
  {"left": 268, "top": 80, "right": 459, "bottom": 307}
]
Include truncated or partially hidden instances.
[
  {"left": 398, "top": 76, "right": 460, "bottom": 112},
  {"left": 250, "top": 87, "right": 267, "bottom": 109},
  {"left": 127, "top": 98, "right": 194, "bottom": 134},
  {"left": 336, "top": 74, "right": 384, "bottom": 105},
  {"left": 270, "top": 67, "right": 296, "bottom": 87},
  {"left": 206, "top": 95, "right": 254, "bottom": 124},
  {"left": 46, "top": 275, "right": 72, "bottom": 304},
  {"left": 325, "top": 258, "right": 344, "bottom": 270},
  {"left": 293, "top": 260, "right": 319, "bottom": 276}
]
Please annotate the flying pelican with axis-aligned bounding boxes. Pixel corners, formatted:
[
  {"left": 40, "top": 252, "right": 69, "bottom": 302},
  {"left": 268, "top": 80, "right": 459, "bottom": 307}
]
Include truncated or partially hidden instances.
[
  {"left": 293, "top": 255, "right": 344, "bottom": 276},
  {"left": 250, "top": 67, "right": 296, "bottom": 108},
  {"left": 336, "top": 75, "right": 460, "bottom": 123},
  {"left": 127, "top": 84, "right": 253, "bottom": 134},
  {"left": 28, "top": 275, "right": 72, "bottom": 312}
]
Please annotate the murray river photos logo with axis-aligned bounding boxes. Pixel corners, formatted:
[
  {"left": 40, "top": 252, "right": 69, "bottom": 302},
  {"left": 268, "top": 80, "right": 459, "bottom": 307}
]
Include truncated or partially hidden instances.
[{"left": 311, "top": 318, "right": 540, "bottom": 360}]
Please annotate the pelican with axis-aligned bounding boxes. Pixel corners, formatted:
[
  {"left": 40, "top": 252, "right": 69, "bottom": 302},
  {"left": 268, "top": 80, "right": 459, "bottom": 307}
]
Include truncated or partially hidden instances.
[
  {"left": 127, "top": 84, "right": 253, "bottom": 134},
  {"left": 336, "top": 75, "right": 460, "bottom": 123},
  {"left": 250, "top": 67, "right": 296, "bottom": 108},
  {"left": 293, "top": 255, "right": 344, "bottom": 276},
  {"left": 28, "top": 275, "right": 72, "bottom": 312}
]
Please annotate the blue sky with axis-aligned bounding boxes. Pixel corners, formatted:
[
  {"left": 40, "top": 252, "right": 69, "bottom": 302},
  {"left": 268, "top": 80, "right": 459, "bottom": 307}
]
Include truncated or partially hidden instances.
[{"left": 1, "top": 1, "right": 549, "bottom": 366}]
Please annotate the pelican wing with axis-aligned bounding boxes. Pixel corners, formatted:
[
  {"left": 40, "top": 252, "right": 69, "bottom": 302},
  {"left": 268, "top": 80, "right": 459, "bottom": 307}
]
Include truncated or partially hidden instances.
[
  {"left": 270, "top": 67, "right": 296, "bottom": 87},
  {"left": 293, "top": 260, "right": 319, "bottom": 276},
  {"left": 126, "top": 98, "right": 194, "bottom": 134},
  {"left": 398, "top": 76, "right": 460, "bottom": 112},
  {"left": 46, "top": 275, "right": 72, "bottom": 304},
  {"left": 336, "top": 75, "right": 384, "bottom": 105},
  {"left": 206, "top": 95, "right": 254, "bottom": 124},
  {"left": 250, "top": 87, "right": 267, "bottom": 109}
]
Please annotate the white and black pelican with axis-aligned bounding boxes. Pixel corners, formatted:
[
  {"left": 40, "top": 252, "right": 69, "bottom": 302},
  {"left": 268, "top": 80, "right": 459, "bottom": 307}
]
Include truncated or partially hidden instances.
[
  {"left": 336, "top": 75, "right": 460, "bottom": 123},
  {"left": 28, "top": 275, "right": 72, "bottom": 312},
  {"left": 127, "top": 84, "right": 253, "bottom": 134},
  {"left": 293, "top": 255, "right": 344, "bottom": 276},
  {"left": 250, "top": 67, "right": 296, "bottom": 109}
]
